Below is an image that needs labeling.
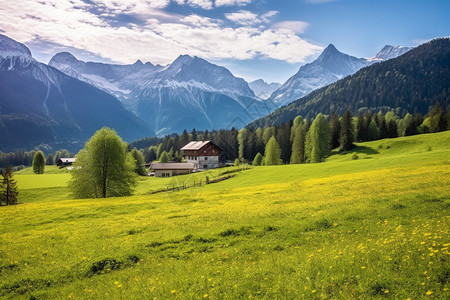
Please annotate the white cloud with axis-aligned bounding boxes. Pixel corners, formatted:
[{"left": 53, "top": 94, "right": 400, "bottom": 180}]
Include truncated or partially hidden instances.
[
  {"left": 225, "top": 10, "right": 259, "bottom": 25},
  {"left": 175, "top": 0, "right": 214, "bottom": 10},
  {"left": 187, "top": 0, "right": 213, "bottom": 10},
  {"left": 225, "top": 10, "right": 278, "bottom": 26},
  {"left": 272, "top": 21, "right": 309, "bottom": 34},
  {"left": 215, "top": 0, "right": 252, "bottom": 7},
  {"left": 0, "top": 0, "right": 322, "bottom": 65}
]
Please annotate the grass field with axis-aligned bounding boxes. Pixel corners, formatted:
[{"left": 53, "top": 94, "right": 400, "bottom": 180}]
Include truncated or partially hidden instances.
[{"left": 1, "top": 132, "right": 449, "bottom": 299}]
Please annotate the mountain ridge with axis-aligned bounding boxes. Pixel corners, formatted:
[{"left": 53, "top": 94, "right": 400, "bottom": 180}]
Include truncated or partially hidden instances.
[
  {"left": 0, "top": 34, "right": 153, "bottom": 152},
  {"left": 248, "top": 38, "right": 450, "bottom": 128},
  {"left": 268, "top": 43, "right": 413, "bottom": 107}
]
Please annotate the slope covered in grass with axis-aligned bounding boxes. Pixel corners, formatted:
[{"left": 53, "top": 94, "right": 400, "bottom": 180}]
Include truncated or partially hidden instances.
[{"left": 1, "top": 132, "right": 449, "bottom": 299}]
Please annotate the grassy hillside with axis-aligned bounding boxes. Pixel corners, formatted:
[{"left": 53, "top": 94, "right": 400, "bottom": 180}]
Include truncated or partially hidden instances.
[{"left": 1, "top": 132, "right": 449, "bottom": 299}]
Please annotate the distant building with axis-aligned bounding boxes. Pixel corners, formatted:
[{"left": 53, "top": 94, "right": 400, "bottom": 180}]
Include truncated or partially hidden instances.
[
  {"left": 181, "top": 140, "right": 221, "bottom": 170},
  {"left": 151, "top": 162, "right": 197, "bottom": 178},
  {"left": 56, "top": 158, "right": 76, "bottom": 168}
]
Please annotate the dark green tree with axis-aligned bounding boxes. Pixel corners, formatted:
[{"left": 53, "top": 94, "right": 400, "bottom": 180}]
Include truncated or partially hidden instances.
[
  {"left": 330, "top": 113, "right": 341, "bottom": 148},
  {"left": 428, "top": 102, "right": 447, "bottom": 133},
  {"left": 0, "top": 165, "right": 19, "bottom": 205},
  {"left": 69, "top": 127, "right": 136, "bottom": 198},
  {"left": 32, "top": 150, "right": 45, "bottom": 174},
  {"left": 131, "top": 148, "right": 147, "bottom": 176},
  {"left": 264, "top": 136, "right": 282, "bottom": 165},
  {"left": 46, "top": 154, "right": 54, "bottom": 165},
  {"left": 339, "top": 109, "right": 354, "bottom": 151},
  {"left": 305, "top": 113, "right": 331, "bottom": 163}
]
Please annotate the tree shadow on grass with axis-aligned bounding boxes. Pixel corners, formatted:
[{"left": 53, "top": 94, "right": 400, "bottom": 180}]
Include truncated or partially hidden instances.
[{"left": 332, "top": 145, "right": 380, "bottom": 156}]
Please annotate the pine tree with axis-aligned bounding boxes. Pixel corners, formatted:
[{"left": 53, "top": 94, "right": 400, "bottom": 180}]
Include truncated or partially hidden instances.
[
  {"left": 0, "top": 165, "right": 19, "bottom": 205},
  {"left": 262, "top": 126, "right": 275, "bottom": 145},
  {"left": 264, "top": 136, "right": 282, "bottom": 165},
  {"left": 32, "top": 150, "right": 45, "bottom": 174},
  {"left": 330, "top": 113, "right": 341, "bottom": 148},
  {"left": 252, "top": 153, "right": 263, "bottom": 166},
  {"left": 339, "top": 109, "right": 354, "bottom": 151},
  {"left": 46, "top": 154, "right": 54, "bottom": 165},
  {"left": 305, "top": 113, "right": 331, "bottom": 163},
  {"left": 428, "top": 102, "right": 447, "bottom": 132}
]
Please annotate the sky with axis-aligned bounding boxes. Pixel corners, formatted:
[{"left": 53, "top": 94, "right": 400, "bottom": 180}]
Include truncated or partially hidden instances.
[{"left": 1, "top": 0, "right": 449, "bottom": 83}]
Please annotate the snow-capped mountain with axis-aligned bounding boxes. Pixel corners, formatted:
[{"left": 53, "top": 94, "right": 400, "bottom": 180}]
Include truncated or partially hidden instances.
[
  {"left": 370, "top": 45, "right": 413, "bottom": 61},
  {"left": 269, "top": 44, "right": 371, "bottom": 107},
  {"left": 269, "top": 44, "right": 414, "bottom": 107},
  {"left": 50, "top": 53, "right": 272, "bottom": 135},
  {"left": 249, "top": 79, "right": 281, "bottom": 100},
  {"left": 0, "top": 34, "right": 152, "bottom": 152}
]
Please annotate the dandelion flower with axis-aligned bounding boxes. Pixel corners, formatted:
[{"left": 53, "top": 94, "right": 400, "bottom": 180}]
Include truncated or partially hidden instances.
[{"left": 426, "top": 291, "right": 433, "bottom": 295}]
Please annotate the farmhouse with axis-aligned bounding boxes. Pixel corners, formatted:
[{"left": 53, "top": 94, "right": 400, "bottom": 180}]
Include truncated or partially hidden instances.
[
  {"left": 151, "top": 162, "right": 197, "bottom": 178},
  {"left": 56, "top": 158, "right": 76, "bottom": 168},
  {"left": 181, "top": 140, "right": 221, "bottom": 170}
]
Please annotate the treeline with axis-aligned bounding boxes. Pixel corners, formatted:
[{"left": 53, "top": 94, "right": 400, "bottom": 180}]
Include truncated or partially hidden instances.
[
  {"left": 0, "top": 149, "right": 74, "bottom": 168},
  {"left": 132, "top": 102, "right": 449, "bottom": 164}
]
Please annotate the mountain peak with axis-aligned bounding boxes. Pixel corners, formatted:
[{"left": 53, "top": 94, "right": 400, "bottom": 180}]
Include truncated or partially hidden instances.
[
  {"left": 0, "top": 34, "right": 32, "bottom": 58},
  {"left": 49, "top": 52, "right": 80, "bottom": 65},
  {"left": 133, "top": 59, "right": 143, "bottom": 66}
]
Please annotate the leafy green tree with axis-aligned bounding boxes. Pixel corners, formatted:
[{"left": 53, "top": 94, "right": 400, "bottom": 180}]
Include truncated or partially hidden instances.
[
  {"left": 305, "top": 113, "right": 331, "bottom": 163},
  {"left": 264, "top": 136, "right": 282, "bottom": 165},
  {"left": 159, "top": 151, "right": 170, "bottom": 163},
  {"left": 32, "top": 150, "right": 45, "bottom": 174},
  {"left": 339, "top": 109, "right": 354, "bottom": 151},
  {"left": 367, "top": 119, "right": 380, "bottom": 141},
  {"left": 0, "top": 165, "right": 19, "bottom": 205},
  {"left": 237, "top": 128, "right": 247, "bottom": 161},
  {"left": 69, "top": 127, "right": 136, "bottom": 198},
  {"left": 290, "top": 117, "right": 307, "bottom": 164},
  {"left": 131, "top": 148, "right": 147, "bottom": 176},
  {"left": 252, "top": 152, "right": 263, "bottom": 166}
]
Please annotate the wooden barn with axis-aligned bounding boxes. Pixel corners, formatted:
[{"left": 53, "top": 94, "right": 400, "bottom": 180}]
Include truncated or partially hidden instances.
[{"left": 181, "top": 141, "right": 221, "bottom": 170}]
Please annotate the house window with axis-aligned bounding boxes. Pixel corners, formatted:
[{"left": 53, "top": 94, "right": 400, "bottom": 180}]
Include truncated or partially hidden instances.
[
  {"left": 204, "top": 165, "right": 208, "bottom": 169},
  {"left": 204, "top": 157, "right": 208, "bottom": 160}
]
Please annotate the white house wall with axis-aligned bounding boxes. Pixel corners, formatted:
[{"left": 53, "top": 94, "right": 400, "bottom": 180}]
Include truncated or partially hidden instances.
[{"left": 185, "top": 156, "right": 219, "bottom": 170}]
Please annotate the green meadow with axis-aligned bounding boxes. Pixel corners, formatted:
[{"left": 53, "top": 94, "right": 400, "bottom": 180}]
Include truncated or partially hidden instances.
[{"left": 1, "top": 132, "right": 449, "bottom": 299}]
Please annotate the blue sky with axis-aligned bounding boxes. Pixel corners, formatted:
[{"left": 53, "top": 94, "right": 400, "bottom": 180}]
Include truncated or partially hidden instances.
[{"left": 1, "top": 0, "right": 449, "bottom": 83}]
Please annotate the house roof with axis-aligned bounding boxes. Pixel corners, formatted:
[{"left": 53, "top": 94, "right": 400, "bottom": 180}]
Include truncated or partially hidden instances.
[
  {"left": 151, "top": 162, "right": 196, "bottom": 170},
  {"left": 58, "top": 158, "right": 76, "bottom": 163},
  {"left": 180, "top": 140, "right": 211, "bottom": 151}
]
